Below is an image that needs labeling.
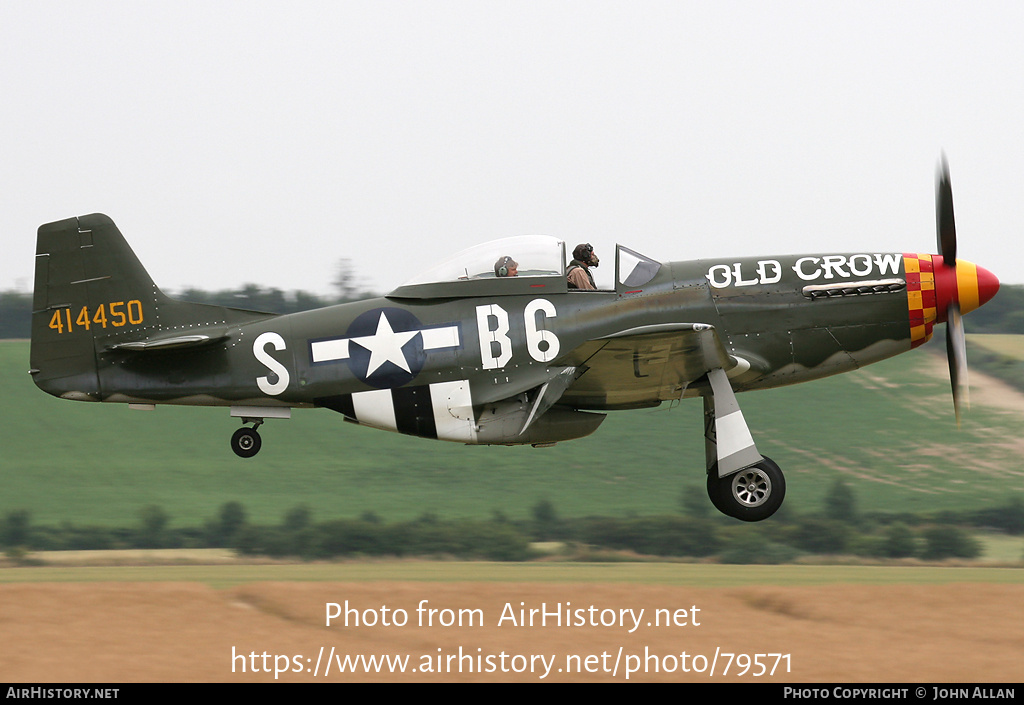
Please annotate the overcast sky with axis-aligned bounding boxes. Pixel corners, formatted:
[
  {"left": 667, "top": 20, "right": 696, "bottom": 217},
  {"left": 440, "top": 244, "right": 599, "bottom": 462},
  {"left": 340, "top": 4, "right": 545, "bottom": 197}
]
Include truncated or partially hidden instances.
[{"left": 3, "top": 1, "right": 1022, "bottom": 297}]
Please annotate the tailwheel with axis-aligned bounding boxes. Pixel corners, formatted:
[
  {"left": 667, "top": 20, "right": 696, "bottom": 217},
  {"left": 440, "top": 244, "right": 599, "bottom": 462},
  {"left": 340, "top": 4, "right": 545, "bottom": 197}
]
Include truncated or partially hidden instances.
[
  {"left": 706, "top": 456, "right": 786, "bottom": 522},
  {"left": 231, "top": 426, "right": 262, "bottom": 458}
]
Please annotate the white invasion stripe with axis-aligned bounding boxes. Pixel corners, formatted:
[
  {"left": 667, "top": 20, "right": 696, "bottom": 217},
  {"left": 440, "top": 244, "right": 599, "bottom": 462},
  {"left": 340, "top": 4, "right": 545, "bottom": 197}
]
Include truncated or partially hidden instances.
[
  {"left": 420, "top": 325, "right": 460, "bottom": 350},
  {"left": 351, "top": 388, "right": 397, "bottom": 431},
  {"left": 311, "top": 338, "right": 350, "bottom": 363},
  {"left": 716, "top": 409, "right": 756, "bottom": 459},
  {"left": 430, "top": 380, "right": 477, "bottom": 443}
]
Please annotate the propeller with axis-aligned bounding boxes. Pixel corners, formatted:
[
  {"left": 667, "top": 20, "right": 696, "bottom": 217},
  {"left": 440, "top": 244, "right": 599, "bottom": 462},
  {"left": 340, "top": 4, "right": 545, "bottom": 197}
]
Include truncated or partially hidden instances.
[{"left": 935, "top": 156, "right": 969, "bottom": 426}]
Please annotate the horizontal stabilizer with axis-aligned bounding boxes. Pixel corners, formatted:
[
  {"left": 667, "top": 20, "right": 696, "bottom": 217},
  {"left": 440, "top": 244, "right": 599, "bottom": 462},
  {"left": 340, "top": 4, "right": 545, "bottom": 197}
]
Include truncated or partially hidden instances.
[{"left": 107, "top": 332, "right": 230, "bottom": 352}]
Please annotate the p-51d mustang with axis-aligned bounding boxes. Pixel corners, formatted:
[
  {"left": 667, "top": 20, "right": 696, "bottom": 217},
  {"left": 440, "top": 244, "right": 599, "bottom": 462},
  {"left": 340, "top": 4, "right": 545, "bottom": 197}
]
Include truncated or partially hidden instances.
[{"left": 29, "top": 161, "right": 999, "bottom": 521}]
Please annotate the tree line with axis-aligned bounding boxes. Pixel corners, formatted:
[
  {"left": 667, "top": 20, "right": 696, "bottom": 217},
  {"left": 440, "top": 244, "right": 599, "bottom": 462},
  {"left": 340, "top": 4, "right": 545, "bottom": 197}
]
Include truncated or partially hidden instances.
[
  {"left": 0, "top": 258, "right": 376, "bottom": 338},
  {"left": 4, "top": 483, "right": 1022, "bottom": 564}
]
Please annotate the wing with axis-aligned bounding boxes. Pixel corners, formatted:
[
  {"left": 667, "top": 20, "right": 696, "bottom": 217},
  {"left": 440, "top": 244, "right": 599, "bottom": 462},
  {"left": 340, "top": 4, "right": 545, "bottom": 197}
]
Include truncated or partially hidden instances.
[{"left": 558, "top": 323, "right": 735, "bottom": 410}]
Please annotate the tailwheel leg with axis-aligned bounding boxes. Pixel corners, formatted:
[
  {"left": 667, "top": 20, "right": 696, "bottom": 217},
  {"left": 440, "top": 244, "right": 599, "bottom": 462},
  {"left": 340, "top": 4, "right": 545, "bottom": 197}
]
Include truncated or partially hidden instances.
[{"left": 231, "top": 419, "right": 263, "bottom": 458}]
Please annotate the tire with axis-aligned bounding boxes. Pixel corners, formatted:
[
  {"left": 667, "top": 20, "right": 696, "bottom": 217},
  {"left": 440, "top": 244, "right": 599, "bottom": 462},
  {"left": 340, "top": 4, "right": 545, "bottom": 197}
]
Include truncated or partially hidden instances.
[
  {"left": 231, "top": 427, "right": 262, "bottom": 458},
  {"left": 706, "top": 469, "right": 737, "bottom": 518},
  {"left": 706, "top": 456, "right": 786, "bottom": 522}
]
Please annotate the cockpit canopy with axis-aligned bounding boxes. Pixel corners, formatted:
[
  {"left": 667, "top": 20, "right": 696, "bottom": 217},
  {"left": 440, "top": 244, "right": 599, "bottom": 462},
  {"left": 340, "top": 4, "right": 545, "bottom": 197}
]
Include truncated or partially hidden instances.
[
  {"left": 403, "top": 235, "right": 565, "bottom": 285},
  {"left": 387, "top": 235, "right": 568, "bottom": 298},
  {"left": 386, "top": 235, "right": 661, "bottom": 299}
]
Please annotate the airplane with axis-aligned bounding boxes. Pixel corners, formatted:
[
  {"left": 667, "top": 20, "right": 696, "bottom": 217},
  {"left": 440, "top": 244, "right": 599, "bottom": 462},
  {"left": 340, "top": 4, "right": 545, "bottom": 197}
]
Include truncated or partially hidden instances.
[{"left": 28, "top": 160, "right": 999, "bottom": 521}]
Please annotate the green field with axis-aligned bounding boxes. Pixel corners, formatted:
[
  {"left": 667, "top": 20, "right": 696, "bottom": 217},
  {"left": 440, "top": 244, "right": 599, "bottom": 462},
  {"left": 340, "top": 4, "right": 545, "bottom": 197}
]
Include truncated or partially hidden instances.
[
  {"left": 2, "top": 338, "right": 1023, "bottom": 527},
  {"left": 1, "top": 559, "right": 1022, "bottom": 588},
  {"left": 968, "top": 333, "right": 1024, "bottom": 361}
]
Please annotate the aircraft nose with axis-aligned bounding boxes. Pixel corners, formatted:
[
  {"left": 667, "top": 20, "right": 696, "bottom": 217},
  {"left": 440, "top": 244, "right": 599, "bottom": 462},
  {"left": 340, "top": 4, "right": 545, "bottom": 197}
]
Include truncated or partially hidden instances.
[
  {"left": 971, "top": 263, "right": 1000, "bottom": 312},
  {"left": 933, "top": 257, "right": 1000, "bottom": 321}
]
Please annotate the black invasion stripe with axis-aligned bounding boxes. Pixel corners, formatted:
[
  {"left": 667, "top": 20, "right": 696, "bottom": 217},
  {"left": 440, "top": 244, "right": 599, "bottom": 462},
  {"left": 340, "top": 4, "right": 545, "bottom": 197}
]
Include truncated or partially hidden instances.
[
  {"left": 392, "top": 385, "right": 438, "bottom": 440},
  {"left": 314, "top": 394, "right": 356, "bottom": 421}
]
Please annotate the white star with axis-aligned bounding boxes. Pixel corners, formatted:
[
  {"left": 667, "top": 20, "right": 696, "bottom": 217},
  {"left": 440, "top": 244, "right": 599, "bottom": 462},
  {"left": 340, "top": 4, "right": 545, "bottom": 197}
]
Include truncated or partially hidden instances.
[{"left": 349, "top": 312, "right": 418, "bottom": 376}]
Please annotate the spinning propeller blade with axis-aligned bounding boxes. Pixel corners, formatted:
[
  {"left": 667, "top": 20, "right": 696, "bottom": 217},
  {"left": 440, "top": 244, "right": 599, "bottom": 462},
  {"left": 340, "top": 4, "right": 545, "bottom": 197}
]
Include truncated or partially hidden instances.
[
  {"left": 936, "top": 156, "right": 957, "bottom": 262},
  {"left": 945, "top": 302, "right": 968, "bottom": 426},
  {"left": 935, "top": 157, "right": 969, "bottom": 425}
]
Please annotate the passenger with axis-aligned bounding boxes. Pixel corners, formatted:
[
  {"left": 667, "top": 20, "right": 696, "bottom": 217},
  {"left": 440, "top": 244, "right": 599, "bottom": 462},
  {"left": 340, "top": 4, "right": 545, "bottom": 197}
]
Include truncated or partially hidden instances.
[
  {"left": 494, "top": 255, "right": 518, "bottom": 277},
  {"left": 567, "top": 243, "right": 599, "bottom": 289}
]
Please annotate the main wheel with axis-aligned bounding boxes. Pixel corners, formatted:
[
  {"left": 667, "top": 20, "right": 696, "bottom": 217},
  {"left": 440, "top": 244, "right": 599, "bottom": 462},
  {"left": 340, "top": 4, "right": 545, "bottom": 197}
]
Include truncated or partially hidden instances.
[
  {"left": 706, "top": 456, "right": 785, "bottom": 522},
  {"left": 231, "top": 427, "right": 262, "bottom": 458},
  {"left": 705, "top": 469, "right": 736, "bottom": 517}
]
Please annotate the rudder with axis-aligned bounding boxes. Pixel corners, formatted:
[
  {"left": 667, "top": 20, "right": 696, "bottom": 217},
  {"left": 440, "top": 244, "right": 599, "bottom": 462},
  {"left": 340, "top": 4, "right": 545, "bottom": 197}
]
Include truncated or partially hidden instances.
[{"left": 31, "top": 214, "right": 171, "bottom": 399}]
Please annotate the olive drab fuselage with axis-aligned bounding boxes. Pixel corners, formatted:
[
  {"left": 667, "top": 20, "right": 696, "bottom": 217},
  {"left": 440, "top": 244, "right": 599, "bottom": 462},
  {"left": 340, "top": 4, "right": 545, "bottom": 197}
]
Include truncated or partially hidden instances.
[{"left": 30, "top": 206, "right": 1000, "bottom": 520}]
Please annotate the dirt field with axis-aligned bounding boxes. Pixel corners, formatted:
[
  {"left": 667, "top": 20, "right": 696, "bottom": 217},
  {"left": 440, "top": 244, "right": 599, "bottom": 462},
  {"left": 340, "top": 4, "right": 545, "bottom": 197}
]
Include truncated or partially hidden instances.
[{"left": 2, "top": 580, "right": 1021, "bottom": 682}]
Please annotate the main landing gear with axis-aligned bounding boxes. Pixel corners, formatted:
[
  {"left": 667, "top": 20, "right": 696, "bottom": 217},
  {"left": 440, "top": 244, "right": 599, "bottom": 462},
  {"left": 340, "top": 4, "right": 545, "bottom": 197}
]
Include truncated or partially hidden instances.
[
  {"left": 702, "top": 367, "right": 786, "bottom": 521},
  {"left": 231, "top": 422, "right": 263, "bottom": 458},
  {"left": 706, "top": 456, "right": 786, "bottom": 522}
]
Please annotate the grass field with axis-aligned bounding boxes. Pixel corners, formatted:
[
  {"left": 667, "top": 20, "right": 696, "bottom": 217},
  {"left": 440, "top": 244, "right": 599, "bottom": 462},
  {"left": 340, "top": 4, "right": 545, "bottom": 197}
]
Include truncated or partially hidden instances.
[
  {"left": 968, "top": 333, "right": 1024, "bottom": 361},
  {"left": 2, "top": 558, "right": 1023, "bottom": 588},
  {"left": 2, "top": 338, "right": 1023, "bottom": 527}
]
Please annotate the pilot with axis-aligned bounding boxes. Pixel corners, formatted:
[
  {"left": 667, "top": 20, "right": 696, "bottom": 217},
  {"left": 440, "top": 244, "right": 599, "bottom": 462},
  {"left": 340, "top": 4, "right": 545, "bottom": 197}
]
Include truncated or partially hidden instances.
[
  {"left": 494, "top": 255, "right": 518, "bottom": 277},
  {"left": 567, "top": 243, "right": 599, "bottom": 290}
]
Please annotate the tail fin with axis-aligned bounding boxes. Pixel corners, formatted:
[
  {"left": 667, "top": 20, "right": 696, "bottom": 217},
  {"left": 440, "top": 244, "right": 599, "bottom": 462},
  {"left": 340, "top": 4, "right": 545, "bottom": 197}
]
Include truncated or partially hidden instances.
[{"left": 30, "top": 214, "right": 272, "bottom": 401}]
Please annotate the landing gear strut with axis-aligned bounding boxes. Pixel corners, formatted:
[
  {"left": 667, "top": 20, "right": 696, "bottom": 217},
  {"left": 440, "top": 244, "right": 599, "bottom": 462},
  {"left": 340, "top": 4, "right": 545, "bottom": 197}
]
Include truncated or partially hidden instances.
[{"left": 231, "top": 421, "right": 263, "bottom": 458}]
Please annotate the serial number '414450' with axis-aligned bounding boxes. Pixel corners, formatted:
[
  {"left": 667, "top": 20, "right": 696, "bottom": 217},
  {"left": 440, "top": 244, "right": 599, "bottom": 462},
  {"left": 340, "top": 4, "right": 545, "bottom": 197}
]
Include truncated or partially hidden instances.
[{"left": 48, "top": 300, "right": 144, "bottom": 335}]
